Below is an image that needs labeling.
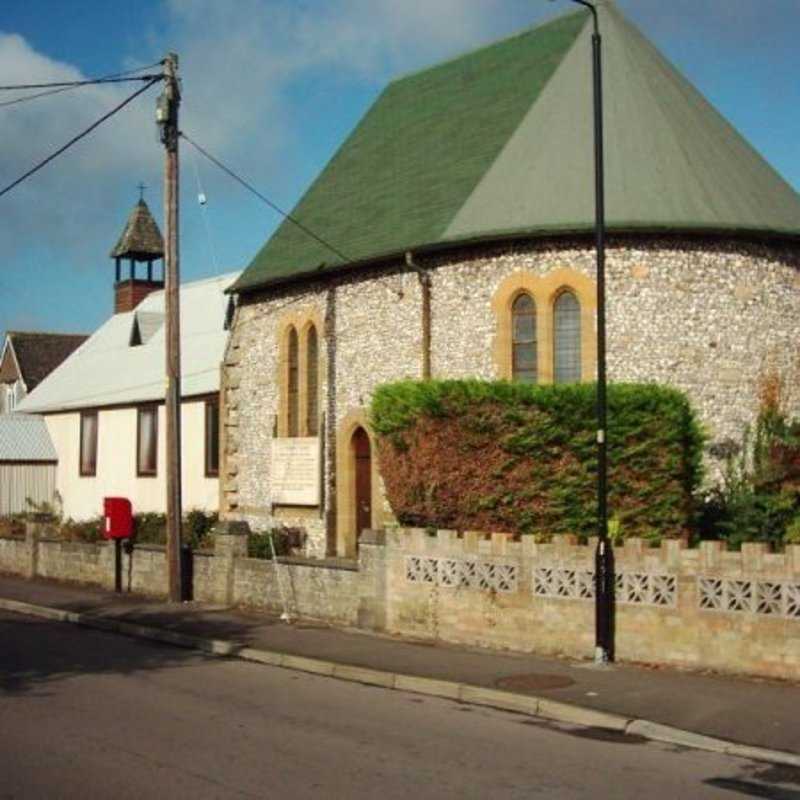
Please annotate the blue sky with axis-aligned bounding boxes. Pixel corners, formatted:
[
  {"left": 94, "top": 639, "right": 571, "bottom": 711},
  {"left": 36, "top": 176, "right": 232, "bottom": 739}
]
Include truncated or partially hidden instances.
[{"left": 1, "top": 0, "right": 798, "bottom": 336}]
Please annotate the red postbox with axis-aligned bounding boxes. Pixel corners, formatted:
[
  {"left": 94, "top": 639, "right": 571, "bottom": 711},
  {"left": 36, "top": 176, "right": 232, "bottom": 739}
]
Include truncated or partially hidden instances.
[{"left": 103, "top": 497, "right": 133, "bottom": 540}]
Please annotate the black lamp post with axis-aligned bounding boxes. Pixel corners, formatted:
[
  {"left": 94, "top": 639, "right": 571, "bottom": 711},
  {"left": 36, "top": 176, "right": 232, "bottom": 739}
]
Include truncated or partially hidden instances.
[{"left": 553, "top": 0, "right": 614, "bottom": 663}]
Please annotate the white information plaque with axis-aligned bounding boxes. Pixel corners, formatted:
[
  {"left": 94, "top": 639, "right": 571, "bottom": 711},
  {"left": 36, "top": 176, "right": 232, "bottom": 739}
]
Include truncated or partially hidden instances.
[{"left": 271, "top": 437, "right": 321, "bottom": 506}]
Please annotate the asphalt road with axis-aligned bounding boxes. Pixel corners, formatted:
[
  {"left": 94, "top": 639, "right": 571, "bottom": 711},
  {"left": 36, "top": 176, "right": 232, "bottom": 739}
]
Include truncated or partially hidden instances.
[{"left": 2, "top": 610, "right": 799, "bottom": 800}]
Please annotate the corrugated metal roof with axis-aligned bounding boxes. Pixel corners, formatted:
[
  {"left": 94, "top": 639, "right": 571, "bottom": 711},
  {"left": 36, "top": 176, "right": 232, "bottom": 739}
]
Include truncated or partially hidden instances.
[
  {"left": 17, "top": 272, "right": 240, "bottom": 414},
  {"left": 234, "top": 1, "right": 800, "bottom": 295},
  {"left": 0, "top": 414, "right": 57, "bottom": 461}
]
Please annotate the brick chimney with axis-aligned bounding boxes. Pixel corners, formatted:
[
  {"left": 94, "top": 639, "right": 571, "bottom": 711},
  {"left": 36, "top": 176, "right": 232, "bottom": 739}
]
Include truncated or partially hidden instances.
[{"left": 109, "top": 197, "right": 165, "bottom": 313}]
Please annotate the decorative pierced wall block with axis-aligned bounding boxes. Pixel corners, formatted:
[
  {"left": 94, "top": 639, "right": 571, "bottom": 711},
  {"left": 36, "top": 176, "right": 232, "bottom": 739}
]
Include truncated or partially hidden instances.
[
  {"left": 405, "top": 555, "right": 437, "bottom": 585},
  {"left": 533, "top": 567, "right": 595, "bottom": 600},
  {"left": 533, "top": 567, "right": 676, "bottom": 607},
  {"left": 618, "top": 573, "right": 678, "bottom": 607},
  {"left": 698, "top": 577, "right": 800, "bottom": 619},
  {"left": 405, "top": 555, "right": 518, "bottom": 593},
  {"left": 438, "top": 558, "right": 461, "bottom": 588},
  {"left": 787, "top": 584, "right": 800, "bottom": 619}
]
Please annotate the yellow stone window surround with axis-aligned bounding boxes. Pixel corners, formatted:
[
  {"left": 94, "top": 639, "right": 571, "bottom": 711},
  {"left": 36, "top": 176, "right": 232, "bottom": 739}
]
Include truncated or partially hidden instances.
[
  {"left": 277, "top": 309, "right": 324, "bottom": 438},
  {"left": 492, "top": 268, "right": 597, "bottom": 383}
]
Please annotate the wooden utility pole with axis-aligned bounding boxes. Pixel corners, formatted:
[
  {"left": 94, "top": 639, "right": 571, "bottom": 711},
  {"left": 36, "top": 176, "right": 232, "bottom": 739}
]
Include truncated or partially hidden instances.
[{"left": 159, "top": 53, "right": 183, "bottom": 602}]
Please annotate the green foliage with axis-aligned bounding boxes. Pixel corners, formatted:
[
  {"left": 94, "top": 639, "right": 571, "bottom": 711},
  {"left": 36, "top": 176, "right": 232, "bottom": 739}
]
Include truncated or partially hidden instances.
[
  {"left": 785, "top": 516, "right": 800, "bottom": 545},
  {"left": 133, "top": 513, "right": 167, "bottom": 544},
  {"left": 60, "top": 516, "right": 104, "bottom": 543},
  {"left": 132, "top": 510, "right": 218, "bottom": 549},
  {"left": 0, "top": 516, "right": 26, "bottom": 539},
  {"left": 247, "top": 529, "right": 292, "bottom": 560},
  {"left": 44, "top": 509, "right": 219, "bottom": 548},
  {"left": 184, "top": 509, "right": 219, "bottom": 550},
  {"left": 24, "top": 497, "right": 60, "bottom": 521},
  {"left": 698, "top": 410, "right": 800, "bottom": 549},
  {"left": 371, "top": 380, "right": 704, "bottom": 538}
]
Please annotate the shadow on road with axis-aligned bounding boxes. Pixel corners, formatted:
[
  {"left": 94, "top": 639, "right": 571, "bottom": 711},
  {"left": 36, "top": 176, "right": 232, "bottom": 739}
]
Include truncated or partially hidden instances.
[{"left": 0, "top": 606, "right": 270, "bottom": 696}]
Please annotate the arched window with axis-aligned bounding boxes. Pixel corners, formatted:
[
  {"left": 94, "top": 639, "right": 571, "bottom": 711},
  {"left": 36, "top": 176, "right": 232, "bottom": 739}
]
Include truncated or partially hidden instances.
[
  {"left": 512, "top": 293, "right": 537, "bottom": 383},
  {"left": 306, "top": 324, "right": 319, "bottom": 436},
  {"left": 553, "top": 290, "right": 581, "bottom": 384},
  {"left": 287, "top": 326, "right": 299, "bottom": 437}
]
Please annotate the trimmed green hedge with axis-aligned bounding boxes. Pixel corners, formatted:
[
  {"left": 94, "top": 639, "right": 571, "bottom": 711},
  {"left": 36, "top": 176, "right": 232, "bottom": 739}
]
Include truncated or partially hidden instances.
[{"left": 371, "top": 380, "right": 704, "bottom": 538}]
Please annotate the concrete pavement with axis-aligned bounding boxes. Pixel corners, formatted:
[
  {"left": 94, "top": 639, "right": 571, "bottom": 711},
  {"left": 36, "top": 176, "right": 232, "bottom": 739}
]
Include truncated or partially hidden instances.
[
  {"left": 5, "top": 607, "right": 800, "bottom": 800},
  {"left": 1, "top": 573, "right": 798, "bottom": 767}
]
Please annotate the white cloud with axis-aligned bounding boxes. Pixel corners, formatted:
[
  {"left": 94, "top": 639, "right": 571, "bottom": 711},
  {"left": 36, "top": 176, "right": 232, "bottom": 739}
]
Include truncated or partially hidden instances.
[
  {"left": 0, "top": 33, "right": 163, "bottom": 267},
  {"left": 163, "top": 0, "right": 526, "bottom": 163}
]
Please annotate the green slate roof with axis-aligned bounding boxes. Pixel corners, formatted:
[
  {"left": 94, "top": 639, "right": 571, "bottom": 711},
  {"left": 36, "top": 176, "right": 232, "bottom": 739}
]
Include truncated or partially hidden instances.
[{"left": 234, "top": 1, "right": 800, "bottom": 294}]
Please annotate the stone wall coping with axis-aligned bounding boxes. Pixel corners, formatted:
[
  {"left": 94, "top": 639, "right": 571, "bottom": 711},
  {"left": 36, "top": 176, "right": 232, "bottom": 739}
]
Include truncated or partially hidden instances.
[
  {"left": 212, "top": 520, "right": 251, "bottom": 538},
  {"left": 237, "top": 556, "right": 272, "bottom": 571},
  {"left": 133, "top": 543, "right": 166, "bottom": 553},
  {"left": 278, "top": 555, "right": 359, "bottom": 572},
  {"left": 390, "top": 528, "right": 800, "bottom": 576},
  {"left": 359, "top": 529, "right": 385, "bottom": 546},
  {"left": 34, "top": 538, "right": 170, "bottom": 555},
  {"left": 38, "top": 537, "right": 101, "bottom": 548}
]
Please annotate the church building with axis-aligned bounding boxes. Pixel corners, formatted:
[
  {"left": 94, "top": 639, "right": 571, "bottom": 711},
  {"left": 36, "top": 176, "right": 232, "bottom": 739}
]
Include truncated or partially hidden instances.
[{"left": 221, "top": 3, "right": 800, "bottom": 558}]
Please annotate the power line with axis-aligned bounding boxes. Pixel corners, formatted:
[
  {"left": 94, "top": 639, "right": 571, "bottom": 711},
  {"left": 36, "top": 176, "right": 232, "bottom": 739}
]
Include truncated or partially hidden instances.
[
  {"left": 0, "top": 62, "right": 164, "bottom": 109},
  {"left": 0, "top": 84, "right": 85, "bottom": 109},
  {"left": 179, "top": 130, "right": 351, "bottom": 264},
  {"left": 0, "top": 76, "right": 162, "bottom": 201},
  {"left": 0, "top": 73, "right": 162, "bottom": 91},
  {"left": 189, "top": 143, "right": 220, "bottom": 274}
]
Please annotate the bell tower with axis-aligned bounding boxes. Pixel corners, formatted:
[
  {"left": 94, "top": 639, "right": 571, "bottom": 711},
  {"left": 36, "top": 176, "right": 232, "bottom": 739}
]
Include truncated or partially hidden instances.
[{"left": 110, "top": 190, "right": 165, "bottom": 314}]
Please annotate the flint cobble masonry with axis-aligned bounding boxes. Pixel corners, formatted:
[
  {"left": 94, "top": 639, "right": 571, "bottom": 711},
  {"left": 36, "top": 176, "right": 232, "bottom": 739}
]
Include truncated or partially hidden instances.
[{"left": 223, "top": 236, "right": 800, "bottom": 554}]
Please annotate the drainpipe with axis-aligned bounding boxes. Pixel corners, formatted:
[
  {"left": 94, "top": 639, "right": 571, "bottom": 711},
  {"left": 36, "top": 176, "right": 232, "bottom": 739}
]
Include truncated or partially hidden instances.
[
  {"left": 405, "top": 251, "right": 431, "bottom": 380},
  {"left": 324, "top": 286, "right": 338, "bottom": 556}
]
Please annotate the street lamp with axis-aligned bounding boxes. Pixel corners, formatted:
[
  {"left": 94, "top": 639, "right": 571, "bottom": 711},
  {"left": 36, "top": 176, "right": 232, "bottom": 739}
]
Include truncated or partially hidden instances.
[{"left": 551, "top": 0, "right": 614, "bottom": 663}]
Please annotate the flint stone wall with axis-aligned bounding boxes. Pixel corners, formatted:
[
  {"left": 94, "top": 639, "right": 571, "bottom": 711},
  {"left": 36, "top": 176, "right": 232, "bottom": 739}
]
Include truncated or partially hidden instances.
[{"left": 223, "top": 237, "right": 800, "bottom": 554}]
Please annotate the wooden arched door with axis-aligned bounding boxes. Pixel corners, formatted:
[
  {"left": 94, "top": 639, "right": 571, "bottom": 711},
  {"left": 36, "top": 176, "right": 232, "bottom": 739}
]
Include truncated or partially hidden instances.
[{"left": 352, "top": 426, "right": 372, "bottom": 545}]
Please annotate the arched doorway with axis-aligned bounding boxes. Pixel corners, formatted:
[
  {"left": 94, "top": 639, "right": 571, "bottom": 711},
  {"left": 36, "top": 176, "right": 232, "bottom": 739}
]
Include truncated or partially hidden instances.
[
  {"left": 351, "top": 426, "right": 372, "bottom": 548},
  {"left": 335, "top": 411, "right": 381, "bottom": 558}
]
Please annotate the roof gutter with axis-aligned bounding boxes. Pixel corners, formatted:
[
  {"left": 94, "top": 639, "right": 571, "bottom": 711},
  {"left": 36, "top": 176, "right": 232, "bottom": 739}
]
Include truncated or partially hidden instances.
[{"left": 230, "top": 224, "right": 800, "bottom": 297}]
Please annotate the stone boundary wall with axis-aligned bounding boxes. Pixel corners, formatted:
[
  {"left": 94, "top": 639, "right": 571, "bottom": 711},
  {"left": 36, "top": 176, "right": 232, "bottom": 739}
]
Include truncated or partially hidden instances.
[
  {"left": 0, "top": 527, "right": 175, "bottom": 596},
  {"left": 0, "top": 536, "right": 32, "bottom": 577},
  {"left": 2, "top": 523, "right": 798, "bottom": 680},
  {"left": 0, "top": 524, "right": 385, "bottom": 629},
  {"left": 386, "top": 529, "right": 800, "bottom": 680}
]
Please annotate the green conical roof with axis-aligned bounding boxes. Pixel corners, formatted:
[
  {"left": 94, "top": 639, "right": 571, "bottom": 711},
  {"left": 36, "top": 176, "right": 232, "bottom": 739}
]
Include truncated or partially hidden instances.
[{"left": 234, "top": 2, "right": 800, "bottom": 294}]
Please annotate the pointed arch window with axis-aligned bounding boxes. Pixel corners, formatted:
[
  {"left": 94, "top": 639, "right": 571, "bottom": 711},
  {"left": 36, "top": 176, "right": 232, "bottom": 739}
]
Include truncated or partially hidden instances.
[
  {"left": 287, "top": 326, "right": 299, "bottom": 437},
  {"left": 278, "top": 312, "right": 323, "bottom": 439},
  {"left": 512, "top": 293, "right": 537, "bottom": 384},
  {"left": 553, "top": 290, "right": 581, "bottom": 384},
  {"left": 306, "top": 324, "right": 319, "bottom": 436}
]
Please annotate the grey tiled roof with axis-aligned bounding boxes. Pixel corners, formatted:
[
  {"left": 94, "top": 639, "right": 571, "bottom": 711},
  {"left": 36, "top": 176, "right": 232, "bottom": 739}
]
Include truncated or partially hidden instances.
[{"left": 6, "top": 332, "right": 89, "bottom": 391}]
